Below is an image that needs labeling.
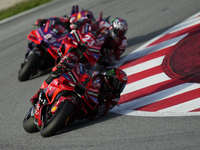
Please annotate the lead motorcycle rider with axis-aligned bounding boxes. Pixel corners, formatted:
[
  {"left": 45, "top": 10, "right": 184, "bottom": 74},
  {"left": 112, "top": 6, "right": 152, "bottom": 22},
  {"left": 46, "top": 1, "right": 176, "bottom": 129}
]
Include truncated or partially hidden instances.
[{"left": 30, "top": 63, "right": 127, "bottom": 118}]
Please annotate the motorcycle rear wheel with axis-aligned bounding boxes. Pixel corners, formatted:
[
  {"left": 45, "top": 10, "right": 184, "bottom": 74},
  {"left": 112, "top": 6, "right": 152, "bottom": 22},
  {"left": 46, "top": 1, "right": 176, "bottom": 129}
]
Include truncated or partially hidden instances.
[
  {"left": 18, "top": 53, "right": 41, "bottom": 81},
  {"left": 40, "top": 100, "right": 75, "bottom": 137}
]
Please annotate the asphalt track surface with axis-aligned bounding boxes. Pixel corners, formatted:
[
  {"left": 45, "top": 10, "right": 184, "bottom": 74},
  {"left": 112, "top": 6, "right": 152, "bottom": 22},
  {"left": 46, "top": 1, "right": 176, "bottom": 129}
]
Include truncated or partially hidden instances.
[{"left": 1, "top": 0, "right": 200, "bottom": 149}]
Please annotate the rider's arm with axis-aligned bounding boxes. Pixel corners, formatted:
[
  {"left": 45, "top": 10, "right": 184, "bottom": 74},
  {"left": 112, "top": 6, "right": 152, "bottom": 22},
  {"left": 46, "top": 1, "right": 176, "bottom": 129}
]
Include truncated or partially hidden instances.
[
  {"left": 104, "top": 38, "right": 128, "bottom": 65},
  {"left": 70, "top": 18, "right": 92, "bottom": 30},
  {"left": 35, "top": 17, "right": 57, "bottom": 27},
  {"left": 97, "top": 93, "right": 120, "bottom": 116}
]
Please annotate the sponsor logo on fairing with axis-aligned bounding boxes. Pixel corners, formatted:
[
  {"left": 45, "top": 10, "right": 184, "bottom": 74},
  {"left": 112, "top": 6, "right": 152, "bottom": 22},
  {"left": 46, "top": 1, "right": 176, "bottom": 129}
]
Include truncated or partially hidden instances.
[
  {"left": 35, "top": 31, "right": 40, "bottom": 38},
  {"left": 93, "top": 79, "right": 101, "bottom": 84},
  {"left": 44, "top": 21, "right": 49, "bottom": 32},
  {"left": 88, "top": 95, "right": 99, "bottom": 104},
  {"left": 87, "top": 91, "right": 98, "bottom": 97},
  {"left": 89, "top": 48, "right": 99, "bottom": 53},
  {"left": 49, "top": 20, "right": 53, "bottom": 27},
  {"left": 61, "top": 32, "right": 69, "bottom": 37},
  {"left": 57, "top": 36, "right": 68, "bottom": 42},
  {"left": 112, "top": 98, "right": 120, "bottom": 103},
  {"left": 81, "top": 26, "right": 85, "bottom": 34},
  {"left": 73, "top": 31, "right": 80, "bottom": 42},
  {"left": 63, "top": 73, "right": 71, "bottom": 81},
  {"left": 76, "top": 66, "right": 80, "bottom": 74},
  {"left": 79, "top": 64, "right": 84, "bottom": 74},
  {"left": 68, "top": 72, "right": 77, "bottom": 83},
  {"left": 96, "top": 37, "right": 105, "bottom": 42},
  {"left": 38, "top": 28, "right": 44, "bottom": 37},
  {"left": 53, "top": 43, "right": 61, "bottom": 47},
  {"left": 91, "top": 53, "right": 99, "bottom": 59},
  {"left": 67, "top": 96, "right": 76, "bottom": 105},
  {"left": 68, "top": 34, "right": 75, "bottom": 40},
  {"left": 85, "top": 24, "right": 89, "bottom": 33}
]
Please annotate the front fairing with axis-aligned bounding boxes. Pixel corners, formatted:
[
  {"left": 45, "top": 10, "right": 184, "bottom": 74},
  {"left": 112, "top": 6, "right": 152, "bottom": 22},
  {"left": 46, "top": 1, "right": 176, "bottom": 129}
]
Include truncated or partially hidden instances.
[
  {"left": 62, "top": 25, "right": 106, "bottom": 63},
  {"left": 27, "top": 20, "right": 69, "bottom": 59},
  {"left": 34, "top": 64, "right": 101, "bottom": 127}
]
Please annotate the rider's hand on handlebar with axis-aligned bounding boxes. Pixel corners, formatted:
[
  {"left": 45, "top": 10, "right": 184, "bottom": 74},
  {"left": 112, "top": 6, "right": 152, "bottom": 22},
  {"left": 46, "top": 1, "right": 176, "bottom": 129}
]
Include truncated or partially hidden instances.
[
  {"left": 70, "top": 22, "right": 81, "bottom": 30},
  {"left": 58, "top": 62, "right": 74, "bottom": 72},
  {"left": 102, "top": 48, "right": 110, "bottom": 56}
]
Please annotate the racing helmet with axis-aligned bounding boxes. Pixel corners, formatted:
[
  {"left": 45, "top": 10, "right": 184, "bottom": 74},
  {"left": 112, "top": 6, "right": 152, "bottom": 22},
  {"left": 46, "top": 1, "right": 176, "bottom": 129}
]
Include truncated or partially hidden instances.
[
  {"left": 109, "top": 17, "right": 128, "bottom": 40},
  {"left": 76, "top": 10, "right": 94, "bottom": 21},
  {"left": 104, "top": 67, "right": 127, "bottom": 94}
]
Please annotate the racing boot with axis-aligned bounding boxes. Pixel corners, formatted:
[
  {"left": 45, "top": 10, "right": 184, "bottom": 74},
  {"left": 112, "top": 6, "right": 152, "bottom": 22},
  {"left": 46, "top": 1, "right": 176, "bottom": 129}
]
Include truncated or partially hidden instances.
[{"left": 30, "top": 81, "right": 48, "bottom": 105}]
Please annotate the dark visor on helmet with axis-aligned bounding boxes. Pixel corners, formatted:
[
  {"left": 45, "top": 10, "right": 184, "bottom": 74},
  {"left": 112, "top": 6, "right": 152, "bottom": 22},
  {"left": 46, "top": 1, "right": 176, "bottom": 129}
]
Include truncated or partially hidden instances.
[
  {"left": 113, "top": 28, "right": 126, "bottom": 38},
  {"left": 112, "top": 78, "right": 126, "bottom": 93}
]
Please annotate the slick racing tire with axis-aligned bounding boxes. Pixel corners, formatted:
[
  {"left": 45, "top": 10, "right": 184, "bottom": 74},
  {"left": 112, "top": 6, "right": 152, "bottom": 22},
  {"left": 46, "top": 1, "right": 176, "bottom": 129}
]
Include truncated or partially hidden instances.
[
  {"left": 40, "top": 101, "right": 75, "bottom": 137},
  {"left": 18, "top": 53, "right": 41, "bottom": 81},
  {"left": 23, "top": 108, "right": 39, "bottom": 133}
]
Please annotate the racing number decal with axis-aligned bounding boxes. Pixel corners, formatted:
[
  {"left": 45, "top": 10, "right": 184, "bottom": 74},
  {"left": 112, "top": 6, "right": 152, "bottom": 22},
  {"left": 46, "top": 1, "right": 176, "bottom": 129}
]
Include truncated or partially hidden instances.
[
  {"left": 82, "top": 35, "right": 95, "bottom": 46},
  {"left": 44, "top": 33, "right": 56, "bottom": 43}
]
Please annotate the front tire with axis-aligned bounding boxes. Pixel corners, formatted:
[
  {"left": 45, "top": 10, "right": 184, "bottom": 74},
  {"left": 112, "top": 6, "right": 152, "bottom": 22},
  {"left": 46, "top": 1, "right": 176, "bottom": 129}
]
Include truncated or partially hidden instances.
[
  {"left": 40, "top": 101, "right": 75, "bottom": 137},
  {"left": 23, "top": 107, "right": 39, "bottom": 133},
  {"left": 18, "top": 53, "right": 42, "bottom": 81}
]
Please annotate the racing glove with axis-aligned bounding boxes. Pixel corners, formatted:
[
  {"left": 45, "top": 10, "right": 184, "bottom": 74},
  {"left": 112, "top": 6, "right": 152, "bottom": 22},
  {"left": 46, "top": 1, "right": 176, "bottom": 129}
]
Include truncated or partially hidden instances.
[
  {"left": 102, "top": 48, "right": 110, "bottom": 56},
  {"left": 52, "top": 61, "right": 74, "bottom": 74},
  {"left": 70, "top": 22, "right": 81, "bottom": 30}
]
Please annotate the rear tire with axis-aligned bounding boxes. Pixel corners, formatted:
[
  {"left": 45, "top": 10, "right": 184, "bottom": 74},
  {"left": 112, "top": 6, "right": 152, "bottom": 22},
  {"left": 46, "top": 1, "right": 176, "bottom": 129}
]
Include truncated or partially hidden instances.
[
  {"left": 40, "top": 101, "right": 75, "bottom": 137},
  {"left": 18, "top": 53, "right": 41, "bottom": 81}
]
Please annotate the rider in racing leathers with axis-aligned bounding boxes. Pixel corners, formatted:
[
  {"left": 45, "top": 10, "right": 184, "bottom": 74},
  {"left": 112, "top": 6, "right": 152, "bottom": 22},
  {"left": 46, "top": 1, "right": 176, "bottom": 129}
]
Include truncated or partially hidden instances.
[
  {"left": 99, "top": 17, "right": 128, "bottom": 69},
  {"left": 86, "top": 66, "right": 127, "bottom": 119}
]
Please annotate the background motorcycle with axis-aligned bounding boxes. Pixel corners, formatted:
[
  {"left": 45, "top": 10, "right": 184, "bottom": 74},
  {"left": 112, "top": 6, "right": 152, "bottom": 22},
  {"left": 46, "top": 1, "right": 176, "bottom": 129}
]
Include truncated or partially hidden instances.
[
  {"left": 23, "top": 63, "right": 101, "bottom": 137},
  {"left": 18, "top": 19, "right": 69, "bottom": 81},
  {"left": 59, "top": 13, "right": 110, "bottom": 69}
]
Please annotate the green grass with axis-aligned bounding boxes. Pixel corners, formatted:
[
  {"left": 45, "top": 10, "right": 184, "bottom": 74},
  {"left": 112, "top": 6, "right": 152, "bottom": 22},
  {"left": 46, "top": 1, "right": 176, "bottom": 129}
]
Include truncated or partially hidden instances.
[{"left": 0, "top": 0, "right": 53, "bottom": 21}]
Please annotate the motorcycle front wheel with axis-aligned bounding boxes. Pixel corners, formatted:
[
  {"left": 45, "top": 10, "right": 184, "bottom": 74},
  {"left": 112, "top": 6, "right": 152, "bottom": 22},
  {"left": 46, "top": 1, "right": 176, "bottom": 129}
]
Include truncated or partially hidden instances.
[
  {"left": 23, "top": 107, "right": 39, "bottom": 133},
  {"left": 40, "top": 100, "right": 75, "bottom": 137},
  {"left": 18, "top": 53, "right": 42, "bottom": 81}
]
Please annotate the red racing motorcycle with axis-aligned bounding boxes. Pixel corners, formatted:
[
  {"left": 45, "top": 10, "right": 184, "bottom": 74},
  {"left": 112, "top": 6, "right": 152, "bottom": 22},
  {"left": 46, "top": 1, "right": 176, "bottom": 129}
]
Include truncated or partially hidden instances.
[
  {"left": 23, "top": 63, "right": 101, "bottom": 137},
  {"left": 58, "top": 15, "right": 110, "bottom": 68},
  {"left": 18, "top": 19, "right": 69, "bottom": 81}
]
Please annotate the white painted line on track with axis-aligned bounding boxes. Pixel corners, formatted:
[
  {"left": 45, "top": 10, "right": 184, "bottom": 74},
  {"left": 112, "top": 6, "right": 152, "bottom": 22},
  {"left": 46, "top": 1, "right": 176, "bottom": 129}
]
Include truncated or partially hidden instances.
[
  {"left": 123, "top": 56, "right": 164, "bottom": 76},
  {"left": 121, "top": 83, "right": 200, "bottom": 110},
  {"left": 115, "top": 34, "right": 188, "bottom": 68},
  {"left": 122, "top": 72, "right": 170, "bottom": 95},
  {"left": 158, "top": 97, "right": 200, "bottom": 113}
]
